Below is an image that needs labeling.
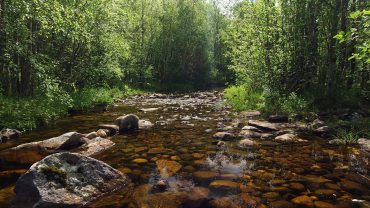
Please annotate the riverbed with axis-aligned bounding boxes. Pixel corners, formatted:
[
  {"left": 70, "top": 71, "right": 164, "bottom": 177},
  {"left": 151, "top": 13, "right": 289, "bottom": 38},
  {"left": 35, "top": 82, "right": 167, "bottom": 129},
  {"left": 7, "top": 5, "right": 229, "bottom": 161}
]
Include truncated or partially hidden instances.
[{"left": 0, "top": 91, "right": 369, "bottom": 208}]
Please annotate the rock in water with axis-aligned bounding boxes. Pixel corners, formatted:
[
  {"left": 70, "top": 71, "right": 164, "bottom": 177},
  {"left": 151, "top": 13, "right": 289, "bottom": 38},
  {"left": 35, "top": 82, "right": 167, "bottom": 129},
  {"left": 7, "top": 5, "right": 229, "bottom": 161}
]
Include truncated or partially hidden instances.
[
  {"left": 139, "top": 120, "right": 154, "bottom": 130},
  {"left": 155, "top": 160, "right": 182, "bottom": 178},
  {"left": 0, "top": 128, "right": 21, "bottom": 143},
  {"left": 115, "top": 114, "right": 139, "bottom": 132},
  {"left": 12, "top": 152, "right": 131, "bottom": 208}
]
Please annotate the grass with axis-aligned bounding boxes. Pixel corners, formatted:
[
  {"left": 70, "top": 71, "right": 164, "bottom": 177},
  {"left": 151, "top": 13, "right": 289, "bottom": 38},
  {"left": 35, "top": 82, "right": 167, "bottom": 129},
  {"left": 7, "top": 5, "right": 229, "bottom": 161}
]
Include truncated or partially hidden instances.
[
  {"left": 0, "top": 85, "right": 142, "bottom": 131},
  {"left": 224, "top": 85, "right": 265, "bottom": 111},
  {"left": 333, "top": 129, "right": 360, "bottom": 145},
  {"left": 224, "top": 85, "right": 310, "bottom": 114}
]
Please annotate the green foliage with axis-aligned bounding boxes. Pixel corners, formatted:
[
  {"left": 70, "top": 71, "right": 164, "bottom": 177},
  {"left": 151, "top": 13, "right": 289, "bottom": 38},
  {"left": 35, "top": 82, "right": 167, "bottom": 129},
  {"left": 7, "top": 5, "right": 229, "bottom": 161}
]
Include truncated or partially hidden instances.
[
  {"left": 264, "top": 92, "right": 310, "bottom": 115},
  {"left": 0, "top": 93, "right": 72, "bottom": 131},
  {"left": 334, "top": 130, "right": 360, "bottom": 145},
  {"left": 329, "top": 117, "right": 370, "bottom": 139},
  {"left": 224, "top": 85, "right": 265, "bottom": 111},
  {"left": 0, "top": 86, "right": 141, "bottom": 131},
  {"left": 71, "top": 88, "right": 114, "bottom": 110}
]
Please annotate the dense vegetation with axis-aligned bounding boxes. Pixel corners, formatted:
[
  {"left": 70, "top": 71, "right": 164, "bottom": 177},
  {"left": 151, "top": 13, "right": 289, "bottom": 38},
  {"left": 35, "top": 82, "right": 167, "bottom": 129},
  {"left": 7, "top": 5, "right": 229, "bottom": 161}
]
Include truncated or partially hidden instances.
[
  {"left": 223, "top": 0, "right": 370, "bottom": 113},
  {"left": 0, "top": 0, "right": 369, "bottom": 130}
]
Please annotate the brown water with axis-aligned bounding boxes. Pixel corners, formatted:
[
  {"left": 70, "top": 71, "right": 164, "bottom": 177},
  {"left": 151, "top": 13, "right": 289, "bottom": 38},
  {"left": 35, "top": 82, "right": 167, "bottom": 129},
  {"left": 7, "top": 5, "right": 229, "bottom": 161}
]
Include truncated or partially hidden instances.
[{"left": 0, "top": 92, "right": 369, "bottom": 208}]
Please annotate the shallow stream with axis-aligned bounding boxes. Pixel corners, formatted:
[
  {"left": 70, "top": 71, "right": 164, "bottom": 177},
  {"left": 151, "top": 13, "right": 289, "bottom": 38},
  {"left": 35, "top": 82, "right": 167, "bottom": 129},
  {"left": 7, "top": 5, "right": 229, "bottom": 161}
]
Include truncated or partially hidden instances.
[{"left": 0, "top": 92, "right": 369, "bottom": 208}]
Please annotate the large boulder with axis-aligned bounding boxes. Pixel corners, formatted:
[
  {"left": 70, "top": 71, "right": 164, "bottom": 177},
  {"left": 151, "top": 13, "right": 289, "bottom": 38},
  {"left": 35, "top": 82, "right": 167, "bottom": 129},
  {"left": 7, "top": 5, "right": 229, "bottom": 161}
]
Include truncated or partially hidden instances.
[
  {"left": 0, "top": 129, "right": 21, "bottom": 143},
  {"left": 12, "top": 152, "right": 131, "bottom": 208},
  {"left": 0, "top": 132, "right": 115, "bottom": 168},
  {"left": 115, "top": 114, "right": 139, "bottom": 132}
]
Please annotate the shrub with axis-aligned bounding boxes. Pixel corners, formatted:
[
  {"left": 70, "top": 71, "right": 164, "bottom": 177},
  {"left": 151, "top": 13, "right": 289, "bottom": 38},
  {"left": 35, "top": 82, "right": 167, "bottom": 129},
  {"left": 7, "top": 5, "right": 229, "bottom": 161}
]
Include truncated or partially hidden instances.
[
  {"left": 224, "top": 85, "right": 265, "bottom": 111},
  {"left": 334, "top": 129, "right": 360, "bottom": 145},
  {"left": 263, "top": 92, "right": 310, "bottom": 114}
]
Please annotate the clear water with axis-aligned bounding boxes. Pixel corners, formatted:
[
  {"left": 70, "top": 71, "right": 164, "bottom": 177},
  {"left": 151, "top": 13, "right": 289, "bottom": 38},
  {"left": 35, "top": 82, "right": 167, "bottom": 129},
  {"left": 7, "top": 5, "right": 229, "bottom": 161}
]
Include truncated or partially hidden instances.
[{"left": 0, "top": 92, "right": 369, "bottom": 208}]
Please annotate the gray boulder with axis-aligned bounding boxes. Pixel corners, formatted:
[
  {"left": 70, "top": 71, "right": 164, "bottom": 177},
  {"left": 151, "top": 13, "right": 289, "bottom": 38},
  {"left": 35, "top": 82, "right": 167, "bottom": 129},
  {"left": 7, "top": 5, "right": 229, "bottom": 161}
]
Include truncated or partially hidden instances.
[
  {"left": 115, "top": 114, "right": 139, "bottom": 132},
  {"left": 12, "top": 152, "right": 131, "bottom": 208}
]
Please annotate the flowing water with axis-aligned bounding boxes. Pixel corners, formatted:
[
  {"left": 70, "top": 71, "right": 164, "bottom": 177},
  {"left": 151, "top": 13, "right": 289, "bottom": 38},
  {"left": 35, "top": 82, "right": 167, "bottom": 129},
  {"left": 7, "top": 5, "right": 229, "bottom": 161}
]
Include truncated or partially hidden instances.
[{"left": 0, "top": 91, "right": 369, "bottom": 208}]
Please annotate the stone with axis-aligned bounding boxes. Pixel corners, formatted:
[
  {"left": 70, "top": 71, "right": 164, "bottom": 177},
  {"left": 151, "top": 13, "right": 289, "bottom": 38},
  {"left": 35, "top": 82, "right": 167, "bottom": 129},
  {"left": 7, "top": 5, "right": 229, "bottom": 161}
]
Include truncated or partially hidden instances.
[
  {"left": 156, "top": 160, "right": 182, "bottom": 178},
  {"left": 132, "top": 158, "right": 148, "bottom": 164},
  {"left": 239, "top": 139, "right": 256, "bottom": 147},
  {"left": 138, "top": 108, "right": 159, "bottom": 113},
  {"left": 291, "top": 195, "right": 314, "bottom": 207},
  {"left": 262, "top": 192, "right": 280, "bottom": 199},
  {"left": 314, "top": 189, "right": 337, "bottom": 199},
  {"left": 248, "top": 120, "right": 279, "bottom": 131},
  {"left": 183, "top": 187, "right": 210, "bottom": 208},
  {"left": 340, "top": 179, "right": 367, "bottom": 195},
  {"left": 77, "top": 137, "right": 115, "bottom": 157},
  {"left": 0, "top": 128, "right": 21, "bottom": 143},
  {"left": 192, "top": 153, "right": 205, "bottom": 159},
  {"left": 241, "top": 111, "right": 261, "bottom": 117},
  {"left": 274, "top": 133, "right": 308, "bottom": 143},
  {"left": 268, "top": 115, "right": 289, "bottom": 123},
  {"left": 114, "top": 114, "right": 139, "bottom": 132},
  {"left": 209, "top": 180, "right": 240, "bottom": 193},
  {"left": 314, "top": 201, "right": 336, "bottom": 208},
  {"left": 324, "top": 183, "right": 340, "bottom": 190},
  {"left": 58, "top": 134, "right": 89, "bottom": 150},
  {"left": 270, "top": 200, "right": 294, "bottom": 208},
  {"left": 358, "top": 138, "right": 370, "bottom": 152},
  {"left": 170, "top": 156, "right": 181, "bottom": 161},
  {"left": 97, "top": 124, "right": 119, "bottom": 135},
  {"left": 12, "top": 152, "right": 131, "bottom": 208},
  {"left": 209, "top": 197, "right": 242, "bottom": 208},
  {"left": 85, "top": 132, "right": 98, "bottom": 139},
  {"left": 96, "top": 129, "right": 108, "bottom": 138},
  {"left": 148, "top": 147, "right": 172, "bottom": 154},
  {"left": 0, "top": 132, "right": 88, "bottom": 167},
  {"left": 240, "top": 193, "right": 257, "bottom": 207},
  {"left": 315, "top": 126, "right": 331, "bottom": 134},
  {"left": 311, "top": 119, "right": 325, "bottom": 128},
  {"left": 239, "top": 130, "right": 262, "bottom": 138},
  {"left": 213, "top": 132, "right": 236, "bottom": 141},
  {"left": 193, "top": 171, "right": 218, "bottom": 181},
  {"left": 290, "top": 182, "right": 305, "bottom": 192},
  {"left": 139, "top": 120, "right": 154, "bottom": 130},
  {"left": 241, "top": 125, "right": 261, "bottom": 132}
]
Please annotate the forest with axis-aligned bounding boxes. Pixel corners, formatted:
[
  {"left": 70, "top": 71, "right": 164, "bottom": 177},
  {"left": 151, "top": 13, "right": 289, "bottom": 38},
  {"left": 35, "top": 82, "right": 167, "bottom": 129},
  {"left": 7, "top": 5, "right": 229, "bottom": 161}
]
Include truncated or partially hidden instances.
[
  {"left": 0, "top": 0, "right": 369, "bottom": 130},
  {"left": 0, "top": 1, "right": 370, "bottom": 208}
]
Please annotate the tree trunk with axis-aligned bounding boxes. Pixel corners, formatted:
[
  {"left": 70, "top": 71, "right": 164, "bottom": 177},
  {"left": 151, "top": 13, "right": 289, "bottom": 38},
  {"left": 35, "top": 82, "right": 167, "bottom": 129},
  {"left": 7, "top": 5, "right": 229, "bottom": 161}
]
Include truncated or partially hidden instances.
[{"left": 326, "top": 0, "right": 341, "bottom": 98}]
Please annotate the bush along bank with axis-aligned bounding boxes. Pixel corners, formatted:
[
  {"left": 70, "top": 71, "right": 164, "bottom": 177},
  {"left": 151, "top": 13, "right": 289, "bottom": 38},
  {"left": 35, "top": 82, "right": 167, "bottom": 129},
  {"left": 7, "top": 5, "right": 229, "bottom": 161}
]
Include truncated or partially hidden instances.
[{"left": 0, "top": 86, "right": 143, "bottom": 132}]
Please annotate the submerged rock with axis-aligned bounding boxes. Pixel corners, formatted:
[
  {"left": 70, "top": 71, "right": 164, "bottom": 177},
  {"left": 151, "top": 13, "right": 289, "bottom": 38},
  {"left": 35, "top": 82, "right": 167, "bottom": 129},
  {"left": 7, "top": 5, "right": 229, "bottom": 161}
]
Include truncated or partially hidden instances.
[
  {"left": 115, "top": 114, "right": 139, "bottom": 132},
  {"left": 156, "top": 160, "right": 182, "bottom": 178},
  {"left": 0, "top": 129, "right": 21, "bottom": 143},
  {"left": 12, "top": 152, "right": 131, "bottom": 208},
  {"left": 291, "top": 195, "right": 314, "bottom": 207}
]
